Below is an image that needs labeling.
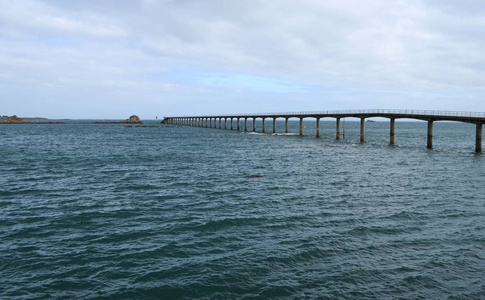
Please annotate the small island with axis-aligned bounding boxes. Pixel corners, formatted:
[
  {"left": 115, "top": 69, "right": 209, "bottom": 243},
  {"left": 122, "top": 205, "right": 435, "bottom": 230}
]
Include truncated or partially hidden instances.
[
  {"left": 95, "top": 115, "right": 143, "bottom": 124},
  {"left": 119, "top": 115, "right": 142, "bottom": 124},
  {"left": 0, "top": 115, "right": 30, "bottom": 124}
]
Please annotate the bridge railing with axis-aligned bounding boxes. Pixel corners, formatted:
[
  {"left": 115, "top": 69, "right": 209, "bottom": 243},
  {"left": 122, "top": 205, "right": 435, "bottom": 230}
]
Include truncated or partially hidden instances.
[{"left": 167, "top": 109, "right": 485, "bottom": 119}]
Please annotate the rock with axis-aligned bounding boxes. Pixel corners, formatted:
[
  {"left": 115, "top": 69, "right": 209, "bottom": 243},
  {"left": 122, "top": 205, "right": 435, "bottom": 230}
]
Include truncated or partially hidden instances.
[
  {"left": 0, "top": 115, "right": 30, "bottom": 124},
  {"left": 118, "top": 115, "right": 142, "bottom": 124},
  {"left": 249, "top": 174, "right": 262, "bottom": 178}
]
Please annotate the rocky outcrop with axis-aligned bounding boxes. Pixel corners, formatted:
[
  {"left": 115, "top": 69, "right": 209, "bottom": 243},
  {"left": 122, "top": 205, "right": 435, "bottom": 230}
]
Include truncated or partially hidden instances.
[
  {"left": 94, "top": 115, "right": 143, "bottom": 124},
  {"left": 118, "top": 115, "right": 142, "bottom": 124},
  {"left": 0, "top": 115, "right": 30, "bottom": 124}
]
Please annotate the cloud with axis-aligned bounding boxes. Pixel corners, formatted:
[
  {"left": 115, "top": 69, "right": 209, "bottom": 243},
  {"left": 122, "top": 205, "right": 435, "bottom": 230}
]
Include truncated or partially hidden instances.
[{"left": 1, "top": 0, "right": 485, "bottom": 118}]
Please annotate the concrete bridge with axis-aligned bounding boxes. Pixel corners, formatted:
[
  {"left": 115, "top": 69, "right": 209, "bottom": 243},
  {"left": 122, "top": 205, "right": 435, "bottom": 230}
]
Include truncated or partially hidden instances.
[{"left": 163, "top": 109, "right": 485, "bottom": 153}]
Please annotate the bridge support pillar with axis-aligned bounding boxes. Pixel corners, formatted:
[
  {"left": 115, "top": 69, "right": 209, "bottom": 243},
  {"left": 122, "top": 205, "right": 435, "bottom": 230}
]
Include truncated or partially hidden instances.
[
  {"left": 336, "top": 118, "right": 341, "bottom": 140},
  {"left": 390, "top": 118, "right": 395, "bottom": 145},
  {"left": 231, "top": 118, "right": 234, "bottom": 130},
  {"left": 360, "top": 118, "right": 365, "bottom": 143},
  {"left": 218, "top": 118, "right": 221, "bottom": 129},
  {"left": 285, "top": 118, "right": 289, "bottom": 133},
  {"left": 253, "top": 118, "right": 256, "bottom": 132},
  {"left": 262, "top": 118, "right": 266, "bottom": 133},
  {"left": 476, "top": 123, "right": 482, "bottom": 153},
  {"left": 244, "top": 118, "right": 248, "bottom": 132},
  {"left": 299, "top": 118, "right": 304, "bottom": 136},
  {"left": 237, "top": 118, "right": 240, "bottom": 131},
  {"left": 316, "top": 118, "right": 321, "bottom": 138},
  {"left": 273, "top": 118, "right": 276, "bottom": 134},
  {"left": 427, "top": 121, "right": 433, "bottom": 149}
]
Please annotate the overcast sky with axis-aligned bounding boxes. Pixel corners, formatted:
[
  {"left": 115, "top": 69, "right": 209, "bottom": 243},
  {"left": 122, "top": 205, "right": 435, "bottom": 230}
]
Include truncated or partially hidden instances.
[{"left": 1, "top": 0, "right": 485, "bottom": 118}]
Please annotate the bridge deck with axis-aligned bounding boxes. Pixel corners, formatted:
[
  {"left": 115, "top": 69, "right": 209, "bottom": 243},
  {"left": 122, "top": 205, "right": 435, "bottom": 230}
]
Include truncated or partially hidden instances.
[{"left": 169, "top": 109, "right": 485, "bottom": 124}]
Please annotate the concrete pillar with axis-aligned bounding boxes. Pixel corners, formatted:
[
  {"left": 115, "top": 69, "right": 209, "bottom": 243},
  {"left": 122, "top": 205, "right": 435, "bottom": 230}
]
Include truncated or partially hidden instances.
[
  {"left": 316, "top": 118, "right": 321, "bottom": 138},
  {"left": 285, "top": 118, "right": 289, "bottom": 133},
  {"left": 210, "top": 118, "right": 213, "bottom": 128},
  {"left": 427, "top": 120, "right": 433, "bottom": 149},
  {"left": 262, "top": 118, "right": 266, "bottom": 133},
  {"left": 273, "top": 118, "right": 276, "bottom": 134},
  {"left": 237, "top": 118, "right": 240, "bottom": 131},
  {"left": 336, "top": 118, "right": 341, "bottom": 140},
  {"left": 244, "top": 118, "right": 248, "bottom": 132},
  {"left": 225, "top": 118, "right": 227, "bottom": 130},
  {"left": 218, "top": 118, "right": 221, "bottom": 129},
  {"left": 476, "top": 123, "right": 482, "bottom": 153},
  {"left": 299, "top": 118, "right": 303, "bottom": 136},
  {"left": 205, "top": 118, "right": 208, "bottom": 128},
  {"left": 253, "top": 118, "right": 256, "bottom": 132},
  {"left": 360, "top": 118, "right": 365, "bottom": 143},
  {"left": 231, "top": 118, "right": 234, "bottom": 130},
  {"left": 390, "top": 118, "right": 395, "bottom": 145}
]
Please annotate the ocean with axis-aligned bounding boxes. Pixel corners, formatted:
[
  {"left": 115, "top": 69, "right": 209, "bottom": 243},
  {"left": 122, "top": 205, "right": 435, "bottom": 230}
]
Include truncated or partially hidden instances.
[{"left": 1, "top": 120, "right": 484, "bottom": 299}]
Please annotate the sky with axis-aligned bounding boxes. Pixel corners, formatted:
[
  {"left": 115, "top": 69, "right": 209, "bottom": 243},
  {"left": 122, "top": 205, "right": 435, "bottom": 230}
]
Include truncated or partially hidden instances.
[{"left": 1, "top": 0, "right": 485, "bottom": 119}]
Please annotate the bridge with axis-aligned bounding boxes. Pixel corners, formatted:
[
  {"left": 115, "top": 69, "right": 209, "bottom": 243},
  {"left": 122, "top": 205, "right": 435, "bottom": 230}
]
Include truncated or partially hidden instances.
[{"left": 163, "top": 109, "right": 485, "bottom": 153}]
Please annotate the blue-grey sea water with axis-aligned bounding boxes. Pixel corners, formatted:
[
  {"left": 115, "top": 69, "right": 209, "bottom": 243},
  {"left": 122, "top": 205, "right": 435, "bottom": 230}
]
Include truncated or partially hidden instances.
[{"left": 1, "top": 119, "right": 484, "bottom": 299}]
